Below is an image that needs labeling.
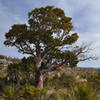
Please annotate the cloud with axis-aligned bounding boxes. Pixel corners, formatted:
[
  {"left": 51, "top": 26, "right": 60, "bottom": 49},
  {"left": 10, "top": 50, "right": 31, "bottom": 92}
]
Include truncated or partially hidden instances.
[
  {"left": 56, "top": 0, "right": 100, "bottom": 32},
  {"left": 0, "top": 0, "right": 100, "bottom": 67},
  {"left": 0, "top": 1, "right": 27, "bottom": 58},
  {"left": 55, "top": 0, "right": 100, "bottom": 67}
]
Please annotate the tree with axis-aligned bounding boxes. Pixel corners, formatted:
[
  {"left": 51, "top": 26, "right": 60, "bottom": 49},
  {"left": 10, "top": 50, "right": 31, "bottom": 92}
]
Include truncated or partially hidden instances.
[
  {"left": 4, "top": 6, "right": 79, "bottom": 89},
  {"left": 64, "top": 42, "right": 97, "bottom": 67}
]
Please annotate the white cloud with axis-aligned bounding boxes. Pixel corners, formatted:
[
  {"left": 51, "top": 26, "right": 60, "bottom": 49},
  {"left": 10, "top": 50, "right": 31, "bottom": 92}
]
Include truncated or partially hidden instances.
[
  {"left": 0, "top": 0, "right": 100, "bottom": 67},
  {"left": 0, "top": 1, "right": 26, "bottom": 58},
  {"left": 55, "top": 0, "right": 100, "bottom": 67}
]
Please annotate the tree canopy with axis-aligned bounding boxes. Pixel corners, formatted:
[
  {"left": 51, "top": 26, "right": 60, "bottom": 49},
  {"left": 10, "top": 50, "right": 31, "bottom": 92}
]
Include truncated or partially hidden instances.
[
  {"left": 4, "top": 6, "right": 88, "bottom": 89},
  {"left": 4, "top": 6, "right": 78, "bottom": 67}
]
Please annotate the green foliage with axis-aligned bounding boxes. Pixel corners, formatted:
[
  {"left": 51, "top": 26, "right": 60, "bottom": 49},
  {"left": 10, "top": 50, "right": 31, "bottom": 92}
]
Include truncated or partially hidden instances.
[
  {"left": 4, "top": 6, "right": 78, "bottom": 48},
  {"left": 21, "top": 56, "right": 35, "bottom": 73},
  {"left": 7, "top": 56, "right": 35, "bottom": 85},
  {"left": 0, "top": 66, "right": 99, "bottom": 100},
  {"left": 88, "top": 72, "right": 100, "bottom": 90},
  {"left": 2, "top": 86, "right": 22, "bottom": 100},
  {"left": 2, "top": 6, "right": 99, "bottom": 99},
  {"left": 59, "top": 73, "right": 75, "bottom": 88},
  {"left": 22, "top": 85, "right": 47, "bottom": 100},
  {"left": 81, "top": 73, "right": 87, "bottom": 79},
  {"left": 4, "top": 6, "right": 80, "bottom": 89},
  {"left": 4, "top": 6, "right": 79, "bottom": 71},
  {"left": 59, "top": 92, "right": 69, "bottom": 100},
  {"left": 0, "top": 55, "right": 6, "bottom": 59},
  {"left": 64, "top": 51, "right": 78, "bottom": 67},
  {"left": 47, "top": 73, "right": 75, "bottom": 90},
  {"left": 22, "top": 85, "right": 40, "bottom": 100},
  {"left": 1, "top": 85, "right": 47, "bottom": 100},
  {"left": 48, "top": 92, "right": 60, "bottom": 100},
  {"left": 75, "top": 83, "right": 96, "bottom": 100}
]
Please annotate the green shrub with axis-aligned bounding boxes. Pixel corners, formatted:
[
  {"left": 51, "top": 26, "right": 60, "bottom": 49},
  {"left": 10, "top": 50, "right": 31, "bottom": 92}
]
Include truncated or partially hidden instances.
[
  {"left": 47, "top": 73, "right": 75, "bottom": 90},
  {"left": 2, "top": 86, "right": 22, "bottom": 100},
  {"left": 22, "top": 85, "right": 47, "bottom": 100},
  {"left": 88, "top": 72, "right": 100, "bottom": 90},
  {"left": 75, "top": 83, "right": 96, "bottom": 100},
  {"left": 7, "top": 56, "right": 35, "bottom": 85},
  {"left": 48, "top": 92, "right": 60, "bottom": 100}
]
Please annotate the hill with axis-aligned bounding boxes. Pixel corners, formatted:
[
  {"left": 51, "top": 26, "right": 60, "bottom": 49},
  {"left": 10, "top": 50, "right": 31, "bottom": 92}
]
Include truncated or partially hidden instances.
[{"left": 0, "top": 55, "right": 100, "bottom": 100}]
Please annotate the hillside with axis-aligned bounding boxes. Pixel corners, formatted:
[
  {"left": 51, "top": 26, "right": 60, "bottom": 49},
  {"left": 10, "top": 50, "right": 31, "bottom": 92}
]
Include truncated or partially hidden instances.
[
  {"left": 0, "top": 55, "right": 20, "bottom": 77},
  {"left": 0, "top": 55, "right": 100, "bottom": 100}
]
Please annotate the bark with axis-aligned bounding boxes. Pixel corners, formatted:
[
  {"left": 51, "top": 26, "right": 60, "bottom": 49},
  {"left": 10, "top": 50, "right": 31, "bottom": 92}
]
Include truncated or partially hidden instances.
[
  {"left": 35, "top": 68, "right": 43, "bottom": 89},
  {"left": 37, "top": 74, "right": 43, "bottom": 89},
  {"left": 35, "top": 59, "right": 43, "bottom": 89}
]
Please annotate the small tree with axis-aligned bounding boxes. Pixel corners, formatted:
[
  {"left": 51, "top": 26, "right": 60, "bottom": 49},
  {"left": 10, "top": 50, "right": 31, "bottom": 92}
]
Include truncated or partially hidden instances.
[{"left": 5, "top": 6, "right": 92, "bottom": 89}]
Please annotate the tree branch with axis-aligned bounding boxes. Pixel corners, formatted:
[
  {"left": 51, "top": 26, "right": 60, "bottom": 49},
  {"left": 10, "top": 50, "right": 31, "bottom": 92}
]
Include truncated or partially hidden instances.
[{"left": 14, "top": 43, "right": 34, "bottom": 55}]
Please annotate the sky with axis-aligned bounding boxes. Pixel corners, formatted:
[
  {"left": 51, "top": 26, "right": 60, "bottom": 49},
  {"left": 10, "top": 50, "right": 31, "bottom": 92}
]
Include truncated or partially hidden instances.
[{"left": 0, "top": 0, "right": 100, "bottom": 68}]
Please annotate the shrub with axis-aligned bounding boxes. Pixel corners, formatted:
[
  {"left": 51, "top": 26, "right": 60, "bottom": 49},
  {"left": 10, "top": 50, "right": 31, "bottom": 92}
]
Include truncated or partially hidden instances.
[
  {"left": 75, "top": 83, "right": 96, "bottom": 100},
  {"left": 22, "top": 85, "right": 47, "bottom": 100},
  {"left": 2, "top": 85, "right": 22, "bottom": 100}
]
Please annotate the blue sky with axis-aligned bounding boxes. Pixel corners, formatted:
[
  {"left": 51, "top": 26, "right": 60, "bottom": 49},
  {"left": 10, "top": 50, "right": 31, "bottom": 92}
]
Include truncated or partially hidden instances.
[{"left": 0, "top": 0, "right": 100, "bottom": 68}]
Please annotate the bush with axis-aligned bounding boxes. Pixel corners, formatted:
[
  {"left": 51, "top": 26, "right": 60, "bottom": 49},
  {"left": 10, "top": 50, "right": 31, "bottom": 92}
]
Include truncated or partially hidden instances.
[
  {"left": 0, "top": 55, "right": 6, "bottom": 59},
  {"left": 75, "top": 83, "right": 96, "bottom": 100},
  {"left": 22, "top": 85, "right": 47, "bottom": 100},
  {"left": 2, "top": 85, "right": 22, "bottom": 100},
  {"left": 7, "top": 56, "right": 35, "bottom": 85}
]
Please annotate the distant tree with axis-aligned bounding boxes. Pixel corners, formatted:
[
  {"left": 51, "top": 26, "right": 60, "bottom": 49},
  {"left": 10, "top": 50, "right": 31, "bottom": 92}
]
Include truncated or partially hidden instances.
[
  {"left": 4, "top": 6, "right": 95, "bottom": 89},
  {"left": 0, "top": 55, "right": 6, "bottom": 59}
]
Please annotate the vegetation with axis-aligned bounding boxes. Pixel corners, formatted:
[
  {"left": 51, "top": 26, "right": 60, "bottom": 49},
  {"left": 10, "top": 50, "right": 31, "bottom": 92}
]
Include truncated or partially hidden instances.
[
  {"left": 75, "top": 83, "right": 96, "bottom": 100},
  {"left": 0, "top": 55, "right": 6, "bottom": 59},
  {"left": 0, "top": 56, "right": 99, "bottom": 100},
  {"left": 4, "top": 6, "right": 96, "bottom": 89},
  {"left": 0, "top": 6, "right": 98, "bottom": 100}
]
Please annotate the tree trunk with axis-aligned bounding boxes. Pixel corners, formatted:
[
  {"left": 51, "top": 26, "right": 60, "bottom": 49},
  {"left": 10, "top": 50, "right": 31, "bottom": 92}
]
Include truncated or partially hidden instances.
[
  {"left": 35, "top": 42, "right": 43, "bottom": 89},
  {"left": 35, "top": 60, "right": 43, "bottom": 89},
  {"left": 35, "top": 69, "right": 43, "bottom": 89},
  {"left": 37, "top": 73, "right": 43, "bottom": 89}
]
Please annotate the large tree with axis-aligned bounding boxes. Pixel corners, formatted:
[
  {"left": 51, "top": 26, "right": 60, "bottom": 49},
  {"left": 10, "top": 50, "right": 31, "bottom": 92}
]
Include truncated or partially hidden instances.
[{"left": 4, "top": 6, "right": 79, "bottom": 89}]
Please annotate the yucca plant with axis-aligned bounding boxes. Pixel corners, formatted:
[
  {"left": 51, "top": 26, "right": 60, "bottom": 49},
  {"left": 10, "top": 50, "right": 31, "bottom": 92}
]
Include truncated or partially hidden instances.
[
  {"left": 2, "top": 85, "right": 22, "bottom": 100},
  {"left": 40, "top": 88, "right": 47, "bottom": 100},
  {"left": 22, "top": 85, "right": 41, "bottom": 100},
  {"left": 47, "top": 92, "right": 60, "bottom": 100}
]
